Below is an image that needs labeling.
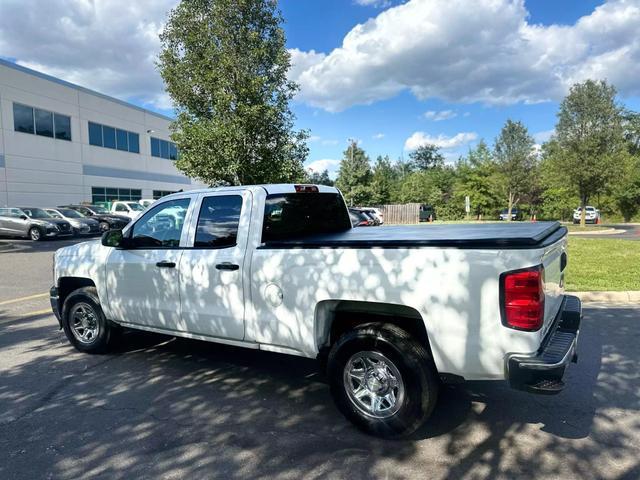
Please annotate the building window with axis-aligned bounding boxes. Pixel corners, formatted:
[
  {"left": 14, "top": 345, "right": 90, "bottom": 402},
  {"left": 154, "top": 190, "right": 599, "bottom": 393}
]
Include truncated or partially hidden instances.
[
  {"left": 13, "top": 102, "right": 72, "bottom": 141},
  {"left": 54, "top": 113, "right": 72, "bottom": 141},
  {"left": 35, "top": 108, "right": 54, "bottom": 138},
  {"left": 87, "top": 121, "right": 139, "bottom": 153},
  {"left": 13, "top": 103, "right": 34, "bottom": 134},
  {"left": 153, "top": 190, "right": 177, "bottom": 199},
  {"left": 92, "top": 186, "right": 143, "bottom": 204},
  {"left": 150, "top": 136, "right": 179, "bottom": 160}
]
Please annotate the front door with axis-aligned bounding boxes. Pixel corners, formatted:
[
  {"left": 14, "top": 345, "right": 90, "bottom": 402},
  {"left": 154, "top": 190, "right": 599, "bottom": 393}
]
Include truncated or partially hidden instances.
[
  {"left": 178, "top": 191, "right": 250, "bottom": 340},
  {"left": 105, "top": 197, "right": 191, "bottom": 330}
]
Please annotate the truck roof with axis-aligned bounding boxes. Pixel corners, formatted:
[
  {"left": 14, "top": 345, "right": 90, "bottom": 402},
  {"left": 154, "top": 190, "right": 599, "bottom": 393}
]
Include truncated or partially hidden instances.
[
  {"left": 261, "top": 221, "right": 566, "bottom": 250},
  {"left": 168, "top": 184, "right": 339, "bottom": 197}
]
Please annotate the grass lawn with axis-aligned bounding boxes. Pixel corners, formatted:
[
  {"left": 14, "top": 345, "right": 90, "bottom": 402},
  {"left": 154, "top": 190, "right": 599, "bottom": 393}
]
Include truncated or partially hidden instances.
[
  {"left": 565, "top": 224, "right": 609, "bottom": 232},
  {"left": 565, "top": 237, "right": 640, "bottom": 291}
]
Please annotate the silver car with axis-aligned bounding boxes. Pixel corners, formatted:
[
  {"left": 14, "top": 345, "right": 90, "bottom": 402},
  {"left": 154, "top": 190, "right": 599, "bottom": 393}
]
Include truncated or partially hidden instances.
[
  {"left": 45, "top": 207, "right": 101, "bottom": 236},
  {"left": 0, "top": 207, "right": 73, "bottom": 241}
]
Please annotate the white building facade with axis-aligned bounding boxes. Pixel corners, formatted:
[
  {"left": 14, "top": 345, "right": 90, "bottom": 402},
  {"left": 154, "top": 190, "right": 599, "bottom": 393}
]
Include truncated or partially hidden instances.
[{"left": 0, "top": 59, "right": 203, "bottom": 207}]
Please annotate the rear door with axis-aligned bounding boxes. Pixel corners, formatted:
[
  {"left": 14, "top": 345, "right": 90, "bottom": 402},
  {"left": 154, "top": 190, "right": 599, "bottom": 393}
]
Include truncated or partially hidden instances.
[{"left": 178, "top": 190, "right": 251, "bottom": 340}]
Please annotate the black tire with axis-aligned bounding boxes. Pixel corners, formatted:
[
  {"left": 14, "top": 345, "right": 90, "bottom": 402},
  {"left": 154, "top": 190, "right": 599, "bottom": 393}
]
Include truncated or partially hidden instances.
[
  {"left": 327, "top": 323, "right": 439, "bottom": 438},
  {"left": 99, "top": 221, "right": 110, "bottom": 232},
  {"left": 28, "top": 226, "right": 43, "bottom": 241},
  {"left": 61, "top": 287, "right": 113, "bottom": 353}
]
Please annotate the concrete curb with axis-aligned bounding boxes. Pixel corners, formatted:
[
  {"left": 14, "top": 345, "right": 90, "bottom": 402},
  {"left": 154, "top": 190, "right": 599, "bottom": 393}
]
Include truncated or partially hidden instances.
[
  {"left": 571, "top": 291, "right": 640, "bottom": 303},
  {"left": 568, "top": 228, "right": 624, "bottom": 235}
]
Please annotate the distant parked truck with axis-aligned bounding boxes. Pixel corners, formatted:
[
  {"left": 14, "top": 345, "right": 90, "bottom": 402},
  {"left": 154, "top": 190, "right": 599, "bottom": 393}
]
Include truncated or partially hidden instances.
[
  {"left": 499, "top": 208, "right": 524, "bottom": 221},
  {"left": 110, "top": 201, "right": 145, "bottom": 220},
  {"left": 573, "top": 206, "right": 600, "bottom": 224},
  {"left": 419, "top": 205, "right": 436, "bottom": 222}
]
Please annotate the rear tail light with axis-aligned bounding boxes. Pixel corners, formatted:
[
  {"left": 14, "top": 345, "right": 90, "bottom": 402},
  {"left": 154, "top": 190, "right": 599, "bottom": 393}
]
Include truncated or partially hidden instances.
[
  {"left": 294, "top": 185, "right": 319, "bottom": 193},
  {"left": 501, "top": 266, "right": 545, "bottom": 331}
]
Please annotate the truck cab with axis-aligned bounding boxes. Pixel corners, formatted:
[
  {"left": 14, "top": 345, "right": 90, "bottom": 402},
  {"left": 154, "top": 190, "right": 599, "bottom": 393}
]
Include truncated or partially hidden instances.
[{"left": 110, "top": 201, "right": 145, "bottom": 220}]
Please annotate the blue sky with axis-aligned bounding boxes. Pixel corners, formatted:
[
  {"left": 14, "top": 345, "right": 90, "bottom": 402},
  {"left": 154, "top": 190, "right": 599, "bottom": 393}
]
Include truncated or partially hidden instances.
[{"left": 1, "top": 0, "right": 639, "bottom": 178}]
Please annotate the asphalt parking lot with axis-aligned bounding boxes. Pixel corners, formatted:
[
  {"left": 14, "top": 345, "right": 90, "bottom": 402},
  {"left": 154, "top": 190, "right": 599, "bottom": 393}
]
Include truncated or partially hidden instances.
[{"left": 1, "top": 238, "right": 639, "bottom": 479}]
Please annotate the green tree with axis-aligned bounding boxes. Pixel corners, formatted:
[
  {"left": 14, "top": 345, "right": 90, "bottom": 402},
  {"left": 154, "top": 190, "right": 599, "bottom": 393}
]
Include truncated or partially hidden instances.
[
  {"left": 554, "top": 80, "right": 626, "bottom": 226},
  {"left": 494, "top": 120, "right": 536, "bottom": 221},
  {"left": 306, "top": 169, "right": 334, "bottom": 186},
  {"left": 409, "top": 144, "right": 445, "bottom": 171},
  {"left": 370, "top": 155, "right": 396, "bottom": 205},
  {"left": 454, "top": 140, "right": 502, "bottom": 219},
  {"left": 335, "top": 142, "right": 373, "bottom": 205},
  {"left": 623, "top": 110, "right": 640, "bottom": 156},
  {"left": 614, "top": 157, "right": 640, "bottom": 222},
  {"left": 158, "top": 0, "right": 308, "bottom": 186}
]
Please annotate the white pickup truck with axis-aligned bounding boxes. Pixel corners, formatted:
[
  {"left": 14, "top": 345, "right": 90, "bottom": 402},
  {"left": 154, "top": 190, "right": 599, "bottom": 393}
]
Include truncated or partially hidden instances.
[{"left": 50, "top": 184, "right": 581, "bottom": 437}]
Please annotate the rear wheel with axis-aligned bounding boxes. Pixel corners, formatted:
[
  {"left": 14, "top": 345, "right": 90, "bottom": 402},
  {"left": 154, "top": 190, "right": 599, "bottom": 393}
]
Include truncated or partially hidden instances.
[
  {"left": 327, "top": 323, "right": 439, "bottom": 438},
  {"left": 61, "top": 287, "right": 113, "bottom": 353},
  {"left": 28, "top": 227, "right": 43, "bottom": 241}
]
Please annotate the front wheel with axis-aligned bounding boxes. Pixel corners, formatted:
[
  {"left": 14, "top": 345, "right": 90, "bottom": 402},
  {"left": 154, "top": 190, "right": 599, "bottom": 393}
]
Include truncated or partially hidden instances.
[
  {"left": 327, "top": 323, "right": 439, "bottom": 438},
  {"left": 61, "top": 287, "right": 113, "bottom": 353},
  {"left": 28, "top": 227, "right": 43, "bottom": 241}
]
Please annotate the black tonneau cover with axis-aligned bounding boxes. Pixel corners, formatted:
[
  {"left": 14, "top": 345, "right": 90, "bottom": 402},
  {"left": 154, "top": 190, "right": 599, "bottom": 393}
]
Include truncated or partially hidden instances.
[{"left": 261, "top": 221, "right": 566, "bottom": 250}]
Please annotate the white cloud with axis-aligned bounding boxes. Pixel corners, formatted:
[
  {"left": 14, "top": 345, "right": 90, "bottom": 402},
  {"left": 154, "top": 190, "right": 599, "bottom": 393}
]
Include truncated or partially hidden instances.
[
  {"left": 533, "top": 129, "right": 555, "bottom": 144},
  {"left": 372, "top": 133, "right": 385, "bottom": 139},
  {"left": 404, "top": 131, "right": 477, "bottom": 151},
  {"left": 354, "top": 0, "right": 392, "bottom": 7},
  {"left": 290, "top": 0, "right": 640, "bottom": 112},
  {"left": 309, "top": 135, "right": 322, "bottom": 142},
  {"left": 305, "top": 159, "right": 341, "bottom": 178},
  {"left": 0, "top": 0, "right": 177, "bottom": 110},
  {"left": 424, "top": 110, "right": 457, "bottom": 121}
]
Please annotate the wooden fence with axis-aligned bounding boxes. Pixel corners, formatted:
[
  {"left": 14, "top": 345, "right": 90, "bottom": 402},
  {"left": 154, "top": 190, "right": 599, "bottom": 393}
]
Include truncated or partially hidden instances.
[{"left": 378, "top": 203, "right": 420, "bottom": 224}]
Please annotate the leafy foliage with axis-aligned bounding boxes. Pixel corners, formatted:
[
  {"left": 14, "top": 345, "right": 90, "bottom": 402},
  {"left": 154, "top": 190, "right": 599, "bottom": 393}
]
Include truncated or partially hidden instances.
[
  {"left": 158, "top": 0, "right": 308, "bottom": 186},
  {"left": 335, "top": 142, "right": 374, "bottom": 206},
  {"left": 409, "top": 144, "right": 445, "bottom": 171}
]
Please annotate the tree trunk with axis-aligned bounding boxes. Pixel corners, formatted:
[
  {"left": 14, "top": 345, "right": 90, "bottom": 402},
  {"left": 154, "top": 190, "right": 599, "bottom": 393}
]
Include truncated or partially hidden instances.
[
  {"left": 580, "top": 195, "right": 587, "bottom": 228},
  {"left": 507, "top": 192, "right": 513, "bottom": 222}
]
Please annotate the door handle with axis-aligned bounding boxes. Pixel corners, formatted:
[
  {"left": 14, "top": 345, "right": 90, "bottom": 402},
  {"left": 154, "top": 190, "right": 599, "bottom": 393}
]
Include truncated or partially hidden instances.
[
  {"left": 156, "top": 261, "right": 176, "bottom": 268},
  {"left": 216, "top": 262, "right": 239, "bottom": 271}
]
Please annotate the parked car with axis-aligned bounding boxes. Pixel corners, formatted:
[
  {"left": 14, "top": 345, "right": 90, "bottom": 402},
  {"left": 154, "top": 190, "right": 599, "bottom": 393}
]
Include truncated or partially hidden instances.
[
  {"left": 0, "top": 207, "right": 73, "bottom": 240},
  {"left": 44, "top": 207, "right": 101, "bottom": 236},
  {"left": 110, "top": 201, "right": 145, "bottom": 219},
  {"left": 360, "top": 207, "right": 384, "bottom": 224},
  {"left": 60, "top": 205, "right": 131, "bottom": 232},
  {"left": 51, "top": 184, "right": 580, "bottom": 438},
  {"left": 499, "top": 208, "right": 523, "bottom": 221},
  {"left": 419, "top": 204, "right": 437, "bottom": 222},
  {"left": 348, "top": 208, "right": 374, "bottom": 226},
  {"left": 138, "top": 199, "right": 155, "bottom": 209},
  {"left": 573, "top": 206, "right": 600, "bottom": 224}
]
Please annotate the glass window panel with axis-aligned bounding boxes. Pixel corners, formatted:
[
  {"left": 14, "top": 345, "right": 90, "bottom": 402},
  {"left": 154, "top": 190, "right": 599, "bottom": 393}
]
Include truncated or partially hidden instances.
[
  {"left": 102, "top": 126, "right": 116, "bottom": 149},
  {"left": 128, "top": 132, "right": 140, "bottom": 153},
  {"left": 131, "top": 198, "right": 191, "bottom": 248},
  {"left": 151, "top": 137, "right": 160, "bottom": 157},
  {"left": 116, "top": 129, "right": 128, "bottom": 151},
  {"left": 160, "top": 140, "right": 169, "bottom": 159},
  {"left": 13, "top": 103, "right": 34, "bottom": 134},
  {"left": 35, "top": 109, "right": 54, "bottom": 137},
  {"left": 131, "top": 189, "right": 142, "bottom": 200},
  {"left": 194, "top": 195, "right": 243, "bottom": 248},
  {"left": 54, "top": 113, "right": 72, "bottom": 141},
  {"left": 169, "top": 142, "right": 178, "bottom": 160},
  {"left": 88, "top": 122, "right": 103, "bottom": 146}
]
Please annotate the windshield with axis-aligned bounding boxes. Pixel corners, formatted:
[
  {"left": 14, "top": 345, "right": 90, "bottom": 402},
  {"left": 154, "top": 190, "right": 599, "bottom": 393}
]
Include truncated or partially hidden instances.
[
  {"left": 125, "top": 202, "right": 145, "bottom": 211},
  {"left": 59, "top": 208, "right": 84, "bottom": 218},
  {"left": 89, "top": 205, "right": 109, "bottom": 214},
  {"left": 21, "top": 208, "right": 52, "bottom": 219}
]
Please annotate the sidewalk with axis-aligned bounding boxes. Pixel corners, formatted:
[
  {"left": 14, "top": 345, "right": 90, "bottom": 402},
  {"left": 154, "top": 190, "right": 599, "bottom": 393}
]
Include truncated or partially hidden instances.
[{"left": 572, "top": 291, "right": 640, "bottom": 303}]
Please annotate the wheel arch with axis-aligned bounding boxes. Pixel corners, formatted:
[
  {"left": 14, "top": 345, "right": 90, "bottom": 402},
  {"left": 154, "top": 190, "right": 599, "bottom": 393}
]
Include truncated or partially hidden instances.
[
  {"left": 58, "top": 277, "right": 97, "bottom": 310},
  {"left": 315, "top": 299, "right": 434, "bottom": 366}
]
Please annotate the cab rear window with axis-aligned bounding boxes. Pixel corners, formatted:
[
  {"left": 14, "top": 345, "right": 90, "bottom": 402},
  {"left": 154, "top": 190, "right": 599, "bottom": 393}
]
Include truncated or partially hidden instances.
[{"left": 262, "top": 193, "right": 351, "bottom": 243}]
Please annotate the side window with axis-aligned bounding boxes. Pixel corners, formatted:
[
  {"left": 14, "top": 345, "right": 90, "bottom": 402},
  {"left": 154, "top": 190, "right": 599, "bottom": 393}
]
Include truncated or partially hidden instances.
[
  {"left": 194, "top": 195, "right": 242, "bottom": 248},
  {"left": 131, "top": 198, "right": 190, "bottom": 248},
  {"left": 115, "top": 204, "right": 127, "bottom": 212},
  {"left": 47, "top": 210, "right": 62, "bottom": 219}
]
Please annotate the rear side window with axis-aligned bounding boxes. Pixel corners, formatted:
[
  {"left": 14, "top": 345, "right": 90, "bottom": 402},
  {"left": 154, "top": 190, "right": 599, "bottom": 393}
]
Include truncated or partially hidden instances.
[
  {"left": 262, "top": 193, "right": 351, "bottom": 243},
  {"left": 194, "top": 195, "right": 242, "bottom": 248}
]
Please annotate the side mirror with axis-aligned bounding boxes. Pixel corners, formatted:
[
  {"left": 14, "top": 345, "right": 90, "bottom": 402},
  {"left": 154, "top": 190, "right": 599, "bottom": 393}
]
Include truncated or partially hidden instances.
[
  {"left": 20, "top": 215, "right": 28, "bottom": 220},
  {"left": 102, "top": 229, "right": 125, "bottom": 248}
]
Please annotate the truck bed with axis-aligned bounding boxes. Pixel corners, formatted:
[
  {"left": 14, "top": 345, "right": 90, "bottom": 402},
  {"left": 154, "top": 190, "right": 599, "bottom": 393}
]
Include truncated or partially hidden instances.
[{"left": 261, "top": 221, "right": 566, "bottom": 249}]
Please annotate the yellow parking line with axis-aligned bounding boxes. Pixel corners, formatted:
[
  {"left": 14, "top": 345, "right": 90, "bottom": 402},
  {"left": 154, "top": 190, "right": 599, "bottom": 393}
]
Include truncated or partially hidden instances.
[
  {"left": 15, "top": 308, "right": 52, "bottom": 318},
  {"left": 0, "top": 292, "right": 48, "bottom": 306}
]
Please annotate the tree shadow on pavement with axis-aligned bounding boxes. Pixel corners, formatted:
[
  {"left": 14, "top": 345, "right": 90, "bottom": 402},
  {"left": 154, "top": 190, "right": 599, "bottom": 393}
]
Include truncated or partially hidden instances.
[{"left": 0, "top": 306, "right": 638, "bottom": 479}]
